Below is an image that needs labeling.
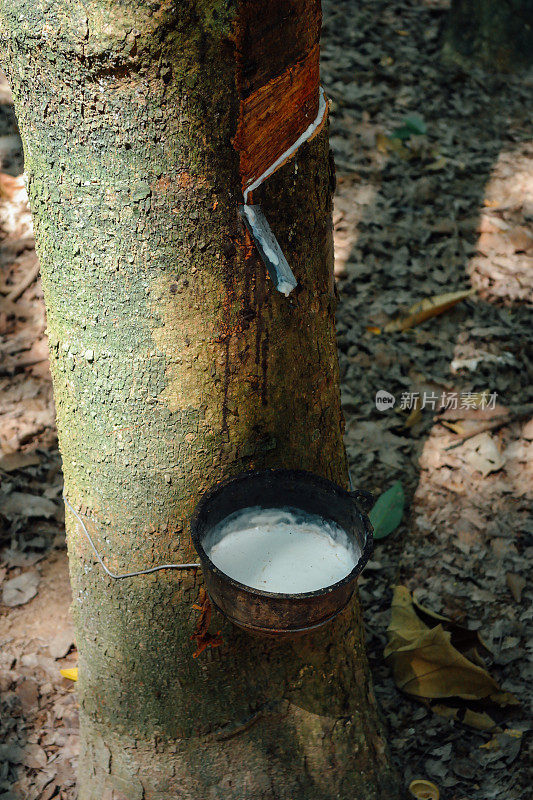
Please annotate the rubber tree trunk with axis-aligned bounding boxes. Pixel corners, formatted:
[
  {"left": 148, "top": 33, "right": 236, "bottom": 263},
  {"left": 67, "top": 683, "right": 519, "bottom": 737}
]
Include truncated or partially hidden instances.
[
  {"left": 443, "top": 0, "right": 533, "bottom": 71},
  {"left": 0, "top": 2, "right": 397, "bottom": 798}
]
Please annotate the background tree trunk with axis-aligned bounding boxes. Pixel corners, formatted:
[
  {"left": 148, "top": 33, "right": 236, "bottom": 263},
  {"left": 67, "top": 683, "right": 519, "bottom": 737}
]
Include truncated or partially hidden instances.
[
  {"left": 0, "top": 1, "right": 397, "bottom": 797},
  {"left": 443, "top": 0, "right": 533, "bottom": 71}
]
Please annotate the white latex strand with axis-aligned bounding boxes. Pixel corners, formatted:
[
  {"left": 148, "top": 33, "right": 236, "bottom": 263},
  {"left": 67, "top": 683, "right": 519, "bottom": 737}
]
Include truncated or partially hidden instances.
[{"left": 243, "top": 86, "right": 327, "bottom": 204}]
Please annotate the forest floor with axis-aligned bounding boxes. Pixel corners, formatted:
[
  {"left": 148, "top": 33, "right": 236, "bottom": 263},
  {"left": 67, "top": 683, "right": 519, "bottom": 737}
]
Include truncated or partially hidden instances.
[{"left": 0, "top": 1, "right": 531, "bottom": 799}]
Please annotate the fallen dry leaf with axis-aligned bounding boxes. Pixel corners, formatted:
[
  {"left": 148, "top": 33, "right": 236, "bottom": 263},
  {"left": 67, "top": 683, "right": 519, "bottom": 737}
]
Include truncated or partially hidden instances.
[
  {"left": 477, "top": 214, "right": 510, "bottom": 234},
  {"left": 3, "top": 547, "right": 44, "bottom": 568},
  {"left": 441, "top": 417, "right": 509, "bottom": 441},
  {"left": 385, "top": 586, "right": 516, "bottom": 705},
  {"left": 480, "top": 729, "right": 523, "bottom": 753},
  {"left": 508, "top": 226, "right": 533, "bottom": 253},
  {"left": 463, "top": 432, "right": 506, "bottom": 477},
  {"left": 2, "top": 569, "right": 39, "bottom": 607},
  {"left": 409, "top": 779, "right": 439, "bottom": 800},
  {"left": 432, "top": 704, "right": 501, "bottom": 732},
  {"left": 439, "top": 394, "right": 508, "bottom": 421},
  {"left": 0, "top": 451, "right": 40, "bottom": 472},
  {"left": 16, "top": 678, "right": 39, "bottom": 712},
  {"left": 384, "top": 289, "right": 475, "bottom": 333},
  {"left": 1, "top": 491, "right": 57, "bottom": 518},
  {"left": 0, "top": 171, "right": 25, "bottom": 200},
  {"left": 40, "top": 782, "right": 58, "bottom": 800},
  {"left": 49, "top": 627, "right": 75, "bottom": 659},
  {"left": 0, "top": 743, "right": 24, "bottom": 764},
  {"left": 506, "top": 573, "right": 526, "bottom": 603},
  {"left": 405, "top": 397, "right": 422, "bottom": 429},
  {"left": 410, "top": 595, "right": 490, "bottom": 660},
  {"left": 24, "top": 743, "right": 47, "bottom": 769}
]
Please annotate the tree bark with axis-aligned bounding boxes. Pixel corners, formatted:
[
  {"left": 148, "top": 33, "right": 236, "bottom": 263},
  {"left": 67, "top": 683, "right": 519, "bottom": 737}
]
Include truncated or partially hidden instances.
[
  {"left": 443, "top": 0, "right": 533, "bottom": 71},
  {"left": 0, "top": 2, "right": 397, "bottom": 798}
]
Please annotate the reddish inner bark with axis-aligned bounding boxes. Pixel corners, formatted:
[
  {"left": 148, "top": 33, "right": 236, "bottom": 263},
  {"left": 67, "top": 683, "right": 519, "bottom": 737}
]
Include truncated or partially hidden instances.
[{"left": 233, "top": 0, "right": 322, "bottom": 189}]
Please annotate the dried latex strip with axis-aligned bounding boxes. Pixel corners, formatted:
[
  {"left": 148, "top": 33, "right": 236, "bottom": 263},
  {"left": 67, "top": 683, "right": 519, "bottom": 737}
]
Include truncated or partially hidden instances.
[{"left": 239, "top": 87, "right": 328, "bottom": 296}]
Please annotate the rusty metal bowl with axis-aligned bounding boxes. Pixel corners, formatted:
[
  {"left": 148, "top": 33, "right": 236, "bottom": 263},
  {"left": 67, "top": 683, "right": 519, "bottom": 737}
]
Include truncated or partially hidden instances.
[{"left": 190, "top": 469, "right": 373, "bottom": 637}]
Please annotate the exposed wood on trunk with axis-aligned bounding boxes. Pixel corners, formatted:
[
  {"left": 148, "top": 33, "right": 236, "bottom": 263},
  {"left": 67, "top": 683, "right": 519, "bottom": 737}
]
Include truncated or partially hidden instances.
[
  {"left": 234, "top": 0, "right": 321, "bottom": 98},
  {"left": 234, "top": 45, "right": 320, "bottom": 188},
  {"left": 233, "top": 0, "right": 322, "bottom": 188}
]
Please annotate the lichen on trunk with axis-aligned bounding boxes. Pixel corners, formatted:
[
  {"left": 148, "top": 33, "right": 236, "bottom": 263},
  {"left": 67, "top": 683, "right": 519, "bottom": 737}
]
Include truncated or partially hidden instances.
[{"left": 0, "top": 1, "right": 398, "bottom": 797}]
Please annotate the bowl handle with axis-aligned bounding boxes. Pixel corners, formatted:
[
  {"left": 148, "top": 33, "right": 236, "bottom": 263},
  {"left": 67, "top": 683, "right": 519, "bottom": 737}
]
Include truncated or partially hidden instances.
[{"left": 350, "top": 489, "right": 374, "bottom": 514}]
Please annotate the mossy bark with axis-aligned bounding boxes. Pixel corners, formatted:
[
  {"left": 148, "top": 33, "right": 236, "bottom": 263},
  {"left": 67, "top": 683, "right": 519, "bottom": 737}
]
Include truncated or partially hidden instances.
[
  {"left": 0, "top": 2, "right": 398, "bottom": 798},
  {"left": 443, "top": 0, "right": 533, "bottom": 71}
]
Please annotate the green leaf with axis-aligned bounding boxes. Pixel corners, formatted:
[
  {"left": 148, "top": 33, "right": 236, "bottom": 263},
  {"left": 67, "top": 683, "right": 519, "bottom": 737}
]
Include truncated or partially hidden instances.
[
  {"left": 369, "top": 482, "right": 405, "bottom": 539},
  {"left": 404, "top": 114, "right": 427, "bottom": 135},
  {"left": 390, "top": 125, "right": 413, "bottom": 141},
  {"left": 391, "top": 114, "right": 427, "bottom": 140}
]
